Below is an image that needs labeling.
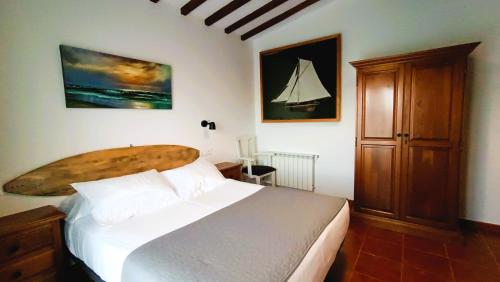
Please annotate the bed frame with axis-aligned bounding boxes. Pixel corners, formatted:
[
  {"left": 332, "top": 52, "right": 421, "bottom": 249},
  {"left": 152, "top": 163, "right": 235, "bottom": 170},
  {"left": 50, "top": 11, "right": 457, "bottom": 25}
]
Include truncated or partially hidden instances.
[{"left": 3, "top": 145, "right": 199, "bottom": 196}]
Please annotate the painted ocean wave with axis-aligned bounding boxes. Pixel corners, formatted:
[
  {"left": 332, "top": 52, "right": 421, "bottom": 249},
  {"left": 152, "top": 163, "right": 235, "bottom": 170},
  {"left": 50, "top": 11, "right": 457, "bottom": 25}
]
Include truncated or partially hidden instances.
[{"left": 65, "top": 86, "right": 172, "bottom": 109}]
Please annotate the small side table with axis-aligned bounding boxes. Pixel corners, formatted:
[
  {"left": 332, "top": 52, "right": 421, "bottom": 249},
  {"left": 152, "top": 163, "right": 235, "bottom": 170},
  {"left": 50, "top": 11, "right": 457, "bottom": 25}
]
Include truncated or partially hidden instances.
[{"left": 216, "top": 162, "right": 242, "bottom": 181}]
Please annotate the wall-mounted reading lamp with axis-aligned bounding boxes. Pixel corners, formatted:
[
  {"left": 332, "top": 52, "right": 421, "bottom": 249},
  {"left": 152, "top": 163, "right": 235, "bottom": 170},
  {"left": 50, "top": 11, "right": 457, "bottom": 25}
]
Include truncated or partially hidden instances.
[{"left": 201, "top": 120, "right": 216, "bottom": 130}]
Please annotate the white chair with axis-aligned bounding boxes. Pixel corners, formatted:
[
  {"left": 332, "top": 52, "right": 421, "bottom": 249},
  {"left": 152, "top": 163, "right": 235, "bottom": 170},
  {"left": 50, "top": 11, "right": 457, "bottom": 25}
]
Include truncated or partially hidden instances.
[{"left": 236, "top": 136, "right": 276, "bottom": 186}]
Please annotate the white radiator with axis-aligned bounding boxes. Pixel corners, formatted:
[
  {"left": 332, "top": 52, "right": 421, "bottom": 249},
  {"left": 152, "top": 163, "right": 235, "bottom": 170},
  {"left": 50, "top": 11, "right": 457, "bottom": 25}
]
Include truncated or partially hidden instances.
[{"left": 256, "top": 151, "right": 319, "bottom": 191}]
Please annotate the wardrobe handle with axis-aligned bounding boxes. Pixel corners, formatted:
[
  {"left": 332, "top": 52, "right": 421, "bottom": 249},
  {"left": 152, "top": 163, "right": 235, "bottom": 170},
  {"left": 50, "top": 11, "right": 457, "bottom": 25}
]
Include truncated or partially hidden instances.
[
  {"left": 396, "top": 133, "right": 402, "bottom": 137},
  {"left": 12, "top": 270, "right": 22, "bottom": 279},
  {"left": 8, "top": 244, "right": 20, "bottom": 255},
  {"left": 403, "top": 133, "right": 409, "bottom": 144}
]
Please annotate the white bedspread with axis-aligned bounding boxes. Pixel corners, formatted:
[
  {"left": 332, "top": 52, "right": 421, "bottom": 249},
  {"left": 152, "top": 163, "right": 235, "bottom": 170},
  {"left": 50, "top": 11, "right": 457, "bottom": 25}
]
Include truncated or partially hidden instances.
[{"left": 65, "top": 180, "right": 349, "bottom": 282}]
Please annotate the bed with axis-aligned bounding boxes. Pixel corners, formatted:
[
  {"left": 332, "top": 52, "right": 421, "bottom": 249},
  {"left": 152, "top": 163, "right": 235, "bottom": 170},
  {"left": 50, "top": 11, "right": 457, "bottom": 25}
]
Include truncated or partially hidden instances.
[{"left": 4, "top": 145, "right": 349, "bottom": 282}]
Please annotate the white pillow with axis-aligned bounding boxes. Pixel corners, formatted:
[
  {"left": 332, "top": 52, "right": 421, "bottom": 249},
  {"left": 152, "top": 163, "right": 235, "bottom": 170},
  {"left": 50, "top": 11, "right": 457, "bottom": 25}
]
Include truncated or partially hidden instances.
[
  {"left": 160, "top": 158, "right": 227, "bottom": 200},
  {"left": 59, "top": 194, "right": 92, "bottom": 224},
  {"left": 70, "top": 169, "right": 180, "bottom": 225},
  {"left": 71, "top": 169, "right": 174, "bottom": 206},
  {"left": 91, "top": 189, "right": 179, "bottom": 225}
]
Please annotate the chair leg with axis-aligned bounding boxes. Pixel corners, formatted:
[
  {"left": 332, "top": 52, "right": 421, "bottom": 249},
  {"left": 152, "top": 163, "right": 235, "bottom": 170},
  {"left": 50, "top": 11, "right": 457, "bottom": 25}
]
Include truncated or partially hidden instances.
[
  {"left": 271, "top": 172, "right": 276, "bottom": 187},
  {"left": 255, "top": 177, "right": 261, "bottom": 185}
]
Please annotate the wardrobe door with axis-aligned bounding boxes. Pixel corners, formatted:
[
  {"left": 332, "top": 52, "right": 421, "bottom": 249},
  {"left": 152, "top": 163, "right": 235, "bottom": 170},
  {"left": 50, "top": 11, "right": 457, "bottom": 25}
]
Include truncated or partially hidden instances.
[
  {"left": 400, "top": 57, "right": 466, "bottom": 228},
  {"left": 355, "top": 64, "right": 404, "bottom": 219}
]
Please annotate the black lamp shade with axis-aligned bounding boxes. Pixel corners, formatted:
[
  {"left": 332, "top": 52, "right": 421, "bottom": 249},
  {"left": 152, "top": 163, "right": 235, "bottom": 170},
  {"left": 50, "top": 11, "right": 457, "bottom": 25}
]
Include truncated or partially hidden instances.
[
  {"left": 208, "top": 122, "right": 216, "bottom": 130},
  {"left": 201, "top": 120, "right": 216, "bottom": 130}
]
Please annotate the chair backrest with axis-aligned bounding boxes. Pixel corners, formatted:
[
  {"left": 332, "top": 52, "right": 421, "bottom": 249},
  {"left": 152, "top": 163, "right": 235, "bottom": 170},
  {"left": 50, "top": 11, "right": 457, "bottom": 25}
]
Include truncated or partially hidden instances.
[{"left": 236, "top": 135, "right": 257, "bottom": 160}]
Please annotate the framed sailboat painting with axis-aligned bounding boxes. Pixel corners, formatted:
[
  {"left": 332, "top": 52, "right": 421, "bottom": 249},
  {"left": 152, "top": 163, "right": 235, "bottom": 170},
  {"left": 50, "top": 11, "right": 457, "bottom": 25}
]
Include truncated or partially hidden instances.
[{"left": 260, "top": 34, "right": 341, "bottom": 122}]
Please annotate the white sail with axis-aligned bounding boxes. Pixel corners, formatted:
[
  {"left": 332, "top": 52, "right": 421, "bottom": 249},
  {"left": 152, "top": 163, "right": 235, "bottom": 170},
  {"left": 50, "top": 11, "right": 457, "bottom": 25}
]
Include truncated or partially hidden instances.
[
  {"left": 271, "top": 68, "right": 297, "bottom": 102},
  {"left": 295, "top": 59, "right": 331, "bottom": 103},
  {"left": 271, "top": 59, "right": 331, "bottom": 104}
]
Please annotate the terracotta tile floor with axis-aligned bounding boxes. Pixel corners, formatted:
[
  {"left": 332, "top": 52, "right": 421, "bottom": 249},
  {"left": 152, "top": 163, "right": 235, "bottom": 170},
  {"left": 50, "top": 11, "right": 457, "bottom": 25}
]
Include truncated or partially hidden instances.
[{"left": 325, "top": 220, "right": 500, "bottom": 282}]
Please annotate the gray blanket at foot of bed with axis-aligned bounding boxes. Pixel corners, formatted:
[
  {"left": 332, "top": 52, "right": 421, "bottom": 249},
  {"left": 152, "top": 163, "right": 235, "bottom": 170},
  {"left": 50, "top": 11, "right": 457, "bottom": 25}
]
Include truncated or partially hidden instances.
[{"left": 122, "top": 187, "right": 347, "bottom": 282}]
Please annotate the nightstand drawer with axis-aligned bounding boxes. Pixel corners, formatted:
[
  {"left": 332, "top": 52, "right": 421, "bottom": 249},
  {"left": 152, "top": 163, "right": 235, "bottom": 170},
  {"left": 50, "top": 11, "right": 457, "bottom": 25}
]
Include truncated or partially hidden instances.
[
  {"left": 216, "top": 162, "right": 242, "bottom": 181},
  {"left": 223, "top": 169, "right": 241, "bottom": 180},
  {"left": 0, "top": 225, "right": 53, "bottom": 263},
  {"left": 0, "top": 248, "right": 55, "bottom": 281},
  {"left": 31, "top": 270, "right": 57, "bottom": 282}
]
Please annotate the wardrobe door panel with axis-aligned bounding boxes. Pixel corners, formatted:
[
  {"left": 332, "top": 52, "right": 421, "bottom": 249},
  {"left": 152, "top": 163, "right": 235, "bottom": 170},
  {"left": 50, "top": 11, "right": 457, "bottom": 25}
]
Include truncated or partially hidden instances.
[
  {"left": 358, "top": 145, "right": 397, "bottom": 214},
  {"left": 409, "top": 64, "right": 453, "bottom": 140},
  {"left": 363, "top": 72, "right": 397, "bottom": 139},
  {"left": 406, "top": 147, "right": 450, "bottom": 223},
  {"left": 401, "top": 58, "right": 466, "bottom": 228},
  {"left": 355, "top": 64, "right": 404, "bottom": 218}
]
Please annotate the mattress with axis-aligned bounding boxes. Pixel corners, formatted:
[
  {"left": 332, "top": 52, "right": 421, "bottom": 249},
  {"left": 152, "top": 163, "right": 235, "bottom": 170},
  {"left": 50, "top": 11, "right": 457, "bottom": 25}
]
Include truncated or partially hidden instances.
[{"left": 65, "top": 180, "right": 349, "bottom": 282}]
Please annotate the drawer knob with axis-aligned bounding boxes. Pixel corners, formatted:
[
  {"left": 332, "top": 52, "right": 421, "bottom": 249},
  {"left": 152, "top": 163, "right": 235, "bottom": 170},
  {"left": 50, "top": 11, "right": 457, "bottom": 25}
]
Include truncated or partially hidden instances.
[
  {"left": 8, "top": 244, "right": 20, "bottom": 254},
  {"left": 12, "top": 270, "right": 22, "bottom": 279}
]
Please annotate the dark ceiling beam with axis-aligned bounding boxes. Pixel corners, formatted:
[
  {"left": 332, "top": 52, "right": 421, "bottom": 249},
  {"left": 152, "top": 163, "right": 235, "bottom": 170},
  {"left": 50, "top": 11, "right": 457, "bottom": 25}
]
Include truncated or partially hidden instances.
[
  {"left": 225, "top": 0, "right": 288, "bottom": 34},
  {"left": 181, "top": 0, "right": 207, "bottom": 16},
  {"left": 241, "top": 0, "right": 319, "bottom": 40},
  {"left": 205, "top": 0, "right": 251, "bottom": 26}
]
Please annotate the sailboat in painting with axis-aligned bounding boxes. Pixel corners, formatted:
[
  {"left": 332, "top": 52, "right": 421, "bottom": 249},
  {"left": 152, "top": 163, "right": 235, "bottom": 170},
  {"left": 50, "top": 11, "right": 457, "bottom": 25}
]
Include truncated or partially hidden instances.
[{"left": 272, "top": 59, "right": 331, "bottom": 112}]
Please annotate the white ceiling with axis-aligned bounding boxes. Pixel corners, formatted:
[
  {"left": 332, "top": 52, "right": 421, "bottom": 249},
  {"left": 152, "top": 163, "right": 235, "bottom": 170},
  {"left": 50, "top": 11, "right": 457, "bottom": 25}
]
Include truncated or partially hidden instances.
[{"left": 166, "top": 0, "right": 333, "bottom": 39}]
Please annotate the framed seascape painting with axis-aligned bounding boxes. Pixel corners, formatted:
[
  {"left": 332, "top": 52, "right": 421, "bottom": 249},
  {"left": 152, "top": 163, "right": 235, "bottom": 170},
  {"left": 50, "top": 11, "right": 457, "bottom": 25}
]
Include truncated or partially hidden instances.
[
  {"left": 59, "top": 45, "right": 172, "bottom": 109},
  {"left": 260, "top": 34, "right": 341, "bottom": 122}
]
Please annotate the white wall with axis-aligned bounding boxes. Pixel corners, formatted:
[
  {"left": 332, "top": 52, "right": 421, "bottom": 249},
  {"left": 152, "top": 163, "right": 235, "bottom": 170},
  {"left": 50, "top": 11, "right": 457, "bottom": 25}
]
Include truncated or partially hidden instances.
[
  {"left": 252, "top": 0, "right": 500, "bottom": 224},
  {"left": 0, "top": 0, "right": 254, "bottom": 216}
]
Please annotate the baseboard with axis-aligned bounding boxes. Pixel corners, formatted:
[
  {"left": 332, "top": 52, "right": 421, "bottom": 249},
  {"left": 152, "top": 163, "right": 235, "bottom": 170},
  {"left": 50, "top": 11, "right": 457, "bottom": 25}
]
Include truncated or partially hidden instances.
[{"left": 459, "top": 219, "right": 500, "bottom": 235}]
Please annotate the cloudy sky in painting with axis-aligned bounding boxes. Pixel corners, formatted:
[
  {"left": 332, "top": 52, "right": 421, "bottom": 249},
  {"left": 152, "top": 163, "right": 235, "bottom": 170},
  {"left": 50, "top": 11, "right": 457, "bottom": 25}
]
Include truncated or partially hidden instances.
[{"left": 60, "top": 45, "right": 172, "bottom": 93}]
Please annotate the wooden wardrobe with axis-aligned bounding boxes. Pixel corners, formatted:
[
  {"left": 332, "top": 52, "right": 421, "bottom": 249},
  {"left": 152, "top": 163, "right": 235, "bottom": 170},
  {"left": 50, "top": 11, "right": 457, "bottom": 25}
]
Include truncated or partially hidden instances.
[{"left": 350, "top": 42, "right": 479, "bottom": 231}]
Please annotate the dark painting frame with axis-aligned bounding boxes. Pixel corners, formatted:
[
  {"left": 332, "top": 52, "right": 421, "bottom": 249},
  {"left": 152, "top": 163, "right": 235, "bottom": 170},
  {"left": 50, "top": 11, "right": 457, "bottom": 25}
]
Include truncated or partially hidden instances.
[{"left": 260, "top": 34, "right": 341, "bottom": 122}]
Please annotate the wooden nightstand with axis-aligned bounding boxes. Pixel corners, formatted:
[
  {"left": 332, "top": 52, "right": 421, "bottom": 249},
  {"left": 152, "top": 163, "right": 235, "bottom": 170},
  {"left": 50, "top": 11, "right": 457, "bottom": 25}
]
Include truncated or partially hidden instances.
[
  {"left": 0, "top": 206, "right": 65, "bottom": 281},
  {"left": 216, "top": 162, "right": 242, "bottom": 181}
]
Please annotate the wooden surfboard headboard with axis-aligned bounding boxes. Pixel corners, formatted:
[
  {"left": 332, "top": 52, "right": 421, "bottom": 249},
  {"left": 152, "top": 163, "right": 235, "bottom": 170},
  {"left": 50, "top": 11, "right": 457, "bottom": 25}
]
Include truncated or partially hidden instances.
[{"left": 3, "top": 145, "right": 199, "bottom": 196}]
